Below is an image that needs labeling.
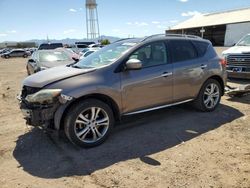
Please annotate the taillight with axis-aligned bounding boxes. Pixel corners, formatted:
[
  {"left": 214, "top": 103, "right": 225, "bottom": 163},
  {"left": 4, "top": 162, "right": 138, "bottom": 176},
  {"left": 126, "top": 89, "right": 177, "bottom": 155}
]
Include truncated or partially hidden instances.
[{"left": 220, "top": 58, "right": 227, "bottom": 67}]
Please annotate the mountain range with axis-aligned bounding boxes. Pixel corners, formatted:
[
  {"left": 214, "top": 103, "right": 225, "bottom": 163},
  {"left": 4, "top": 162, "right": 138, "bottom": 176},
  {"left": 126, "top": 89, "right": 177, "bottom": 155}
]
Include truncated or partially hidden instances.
[{"left": 25, "top": 35, "right": 120, "bottom": 45}]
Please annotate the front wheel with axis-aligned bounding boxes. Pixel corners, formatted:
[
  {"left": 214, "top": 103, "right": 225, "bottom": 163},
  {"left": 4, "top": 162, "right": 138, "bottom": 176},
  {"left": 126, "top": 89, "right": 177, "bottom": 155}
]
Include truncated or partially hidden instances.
[
  {"left": 194, "top": 79, "right": 222, "bottom": 112},
  {"left": 64, "top": 99, "right": 114, "bottom": 147}
]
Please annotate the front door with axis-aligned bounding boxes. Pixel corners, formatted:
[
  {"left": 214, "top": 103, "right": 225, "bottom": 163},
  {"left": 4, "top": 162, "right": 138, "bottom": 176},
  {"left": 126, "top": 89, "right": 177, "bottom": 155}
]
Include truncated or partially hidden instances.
[{"left": 121, "top": 41, "right": 173, "bottom": 114}]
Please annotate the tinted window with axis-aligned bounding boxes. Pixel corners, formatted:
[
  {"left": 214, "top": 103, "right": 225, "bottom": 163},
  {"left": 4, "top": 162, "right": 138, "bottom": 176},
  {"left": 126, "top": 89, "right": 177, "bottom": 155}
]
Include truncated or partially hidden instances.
[
  {"left": 192, "top": 41, "right": 209, "bottom": 57},
  {"left": 77, "top": 44, "right": 88, "bottom": 48},
  {"left": 170, "top": 40, "right": 197, "bottom": 62},
  {"left": 129, "top": 42, "right": 168, "bottom": 68},
  {"left": 39, "top": 43, "right": 63, "bottom": 50}
]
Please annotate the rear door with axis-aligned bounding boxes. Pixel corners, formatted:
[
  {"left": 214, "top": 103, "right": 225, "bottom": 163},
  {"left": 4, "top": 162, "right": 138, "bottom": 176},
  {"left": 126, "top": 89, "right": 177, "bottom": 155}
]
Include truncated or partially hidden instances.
[
  {"left": 121, "top": 41, "right": 173, "bottom": 114},
  {"left": 169, "top": 39, "right": 208, "bottom": 101}
]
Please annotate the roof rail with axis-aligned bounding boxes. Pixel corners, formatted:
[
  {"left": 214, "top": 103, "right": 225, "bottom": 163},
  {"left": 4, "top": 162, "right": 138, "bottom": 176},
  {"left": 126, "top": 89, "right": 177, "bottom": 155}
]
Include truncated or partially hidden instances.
[
  {"left": 141, "top": 34, "right": 165, "bottom": 42},
  {"left": 165, "top": 34, "right": 202, "bottom": 39},
  {"left": 114, "top": 38, "right": 135, "bottom": 43},
  {"left": 141, "top": 33, "right": 201, "bottom": 42}
]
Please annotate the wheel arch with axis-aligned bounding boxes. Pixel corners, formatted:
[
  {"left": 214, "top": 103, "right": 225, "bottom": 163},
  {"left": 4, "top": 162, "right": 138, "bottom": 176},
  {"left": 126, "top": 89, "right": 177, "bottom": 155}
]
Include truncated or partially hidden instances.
[
  {"left": 54, "top": 93, "right": 121, "bottom": 130},
  {"left": 206, "top": 75, "right": 225, "bottom": 95}
]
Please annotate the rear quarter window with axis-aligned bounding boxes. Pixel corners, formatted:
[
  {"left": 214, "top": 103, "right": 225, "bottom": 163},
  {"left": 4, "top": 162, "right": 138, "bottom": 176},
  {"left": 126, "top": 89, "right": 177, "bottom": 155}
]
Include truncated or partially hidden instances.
[
  {"left": 192, "top": 41, "right": 209, "bottom": 57},
  {"left": 169, "top": 40, "right": 197, "bottom": 63}
]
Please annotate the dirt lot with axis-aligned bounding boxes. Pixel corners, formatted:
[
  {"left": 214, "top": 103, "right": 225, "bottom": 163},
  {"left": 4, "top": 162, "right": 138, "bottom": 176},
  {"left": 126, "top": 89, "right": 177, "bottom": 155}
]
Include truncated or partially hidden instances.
[{"left": 0, "top": 55, "right": 249, "bottom": 188}]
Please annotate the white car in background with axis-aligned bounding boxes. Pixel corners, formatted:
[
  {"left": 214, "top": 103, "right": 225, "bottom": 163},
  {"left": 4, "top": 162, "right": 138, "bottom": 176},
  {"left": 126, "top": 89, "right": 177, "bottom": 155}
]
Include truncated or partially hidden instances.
[
  {"left": 79, "top": 48, "right": 99, "bottom": 59},
  {"left": 222, "top": 34, "right": 250, "bottom": 79}
]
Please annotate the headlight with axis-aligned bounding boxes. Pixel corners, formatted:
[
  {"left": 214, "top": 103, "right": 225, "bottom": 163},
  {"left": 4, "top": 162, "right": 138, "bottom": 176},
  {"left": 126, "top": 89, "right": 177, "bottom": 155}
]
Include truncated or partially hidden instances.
[{"left": 25, "top": 89, "right": 62, "bottom": 104}]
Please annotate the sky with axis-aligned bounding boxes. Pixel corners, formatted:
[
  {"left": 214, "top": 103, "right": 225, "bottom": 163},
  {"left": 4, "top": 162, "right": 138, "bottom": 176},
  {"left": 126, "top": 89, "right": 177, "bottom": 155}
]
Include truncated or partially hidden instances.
[{"left": 0, "top": 0, "right": 250, "bottom": 42}]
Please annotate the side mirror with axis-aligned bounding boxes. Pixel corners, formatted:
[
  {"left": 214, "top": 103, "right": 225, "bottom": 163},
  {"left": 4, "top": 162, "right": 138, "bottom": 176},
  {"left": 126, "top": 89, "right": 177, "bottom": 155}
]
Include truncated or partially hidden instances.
[
  {"left": 125, "top": 59, "right": 142, "bottom": 70},
  {"left": 28, "top": 59, "right": 36, "bottom": 63}
]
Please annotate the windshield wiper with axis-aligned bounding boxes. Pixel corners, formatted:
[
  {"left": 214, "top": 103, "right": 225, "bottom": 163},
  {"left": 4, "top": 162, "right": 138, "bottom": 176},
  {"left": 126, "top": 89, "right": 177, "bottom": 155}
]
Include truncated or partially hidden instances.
[
  {"left": 66, "top": 62, "right": 78, "bottom": 67},
  {"left": 71, "top": 65, "right": 82, "bottom": 69}
]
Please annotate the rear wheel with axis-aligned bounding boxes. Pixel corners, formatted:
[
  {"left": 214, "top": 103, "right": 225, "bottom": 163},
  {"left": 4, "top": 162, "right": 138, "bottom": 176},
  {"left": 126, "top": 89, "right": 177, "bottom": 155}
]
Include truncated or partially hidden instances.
[
  {"left": 194, "top": 79, "right": 222, "bottom": 112},
  {"left": 5, "top": 55, "right": 9, "bottom": 59},
  {"left": 23, "top": 54, "right": 28, "bottom": 58},
  {"left": 64, "top": 99, "right": 114, "bottom": 147}
]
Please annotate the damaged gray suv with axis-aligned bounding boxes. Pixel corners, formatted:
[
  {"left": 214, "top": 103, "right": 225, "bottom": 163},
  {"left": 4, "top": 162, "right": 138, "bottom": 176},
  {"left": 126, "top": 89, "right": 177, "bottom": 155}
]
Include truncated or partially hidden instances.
[{"left": 18, "top": 34, "right": 227, "bottom": 147}]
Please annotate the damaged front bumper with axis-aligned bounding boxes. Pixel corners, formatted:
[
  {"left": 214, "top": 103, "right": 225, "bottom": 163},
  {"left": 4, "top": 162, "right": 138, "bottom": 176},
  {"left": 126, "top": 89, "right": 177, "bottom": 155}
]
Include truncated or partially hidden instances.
[
  {"left": 17, "top": 87, "right": 73, "bottom": 128},
  {"left": 18, "top": 99, "right": 60, "bottom": 128}
]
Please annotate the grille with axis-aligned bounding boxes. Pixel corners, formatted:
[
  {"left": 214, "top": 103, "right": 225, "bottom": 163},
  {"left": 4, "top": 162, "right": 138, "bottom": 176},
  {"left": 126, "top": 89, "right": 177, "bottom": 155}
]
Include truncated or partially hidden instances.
[
  {"left": 227, "top": 54, "right": 250, "bottom": 67},
  {"left": 227, "top": 53, "right": 250, "bottom": 72},
  {"left": 21, "top": 86, "right": 40, "bottom": 99}
]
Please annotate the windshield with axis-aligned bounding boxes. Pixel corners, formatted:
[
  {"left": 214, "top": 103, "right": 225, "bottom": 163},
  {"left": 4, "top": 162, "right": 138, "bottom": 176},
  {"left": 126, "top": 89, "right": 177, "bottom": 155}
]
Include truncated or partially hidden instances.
[
  {"left": 74, "top": 42, "right": 137, "bottom": 69},
  {"left": 237, "top": 35, "right": 250, "bottom": 46},
  {"left": 39, "top": 51, "right": 71, "bottom": 62}
]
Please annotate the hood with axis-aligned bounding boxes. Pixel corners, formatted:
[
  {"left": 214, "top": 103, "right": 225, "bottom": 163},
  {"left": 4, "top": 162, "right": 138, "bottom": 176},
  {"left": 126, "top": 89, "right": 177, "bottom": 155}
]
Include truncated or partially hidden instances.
[
  {"left": 23, "top": 66, "right": 95, "bottom": 88},
  {"left": 222, "top": 46, "right": 250, "bottom": 55},
  {"left": 39, "top": 60, "right": 74, "bottom": 68}
]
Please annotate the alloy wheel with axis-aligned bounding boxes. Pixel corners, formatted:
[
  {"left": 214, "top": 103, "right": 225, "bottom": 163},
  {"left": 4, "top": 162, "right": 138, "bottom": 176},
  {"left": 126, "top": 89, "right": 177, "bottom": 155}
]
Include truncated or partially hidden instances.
[
  {"left": 203, "top": 83, "right": 220, "bottom": 109},
  {"left": 74, "top": 107, "right": 109, "bottom": 143}
]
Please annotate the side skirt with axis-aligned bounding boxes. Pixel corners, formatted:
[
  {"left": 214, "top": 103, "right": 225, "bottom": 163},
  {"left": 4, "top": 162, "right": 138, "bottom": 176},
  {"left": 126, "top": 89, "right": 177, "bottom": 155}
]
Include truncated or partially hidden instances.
[{"left": 123, "top": 99, "right": 194, "bottom": 116}]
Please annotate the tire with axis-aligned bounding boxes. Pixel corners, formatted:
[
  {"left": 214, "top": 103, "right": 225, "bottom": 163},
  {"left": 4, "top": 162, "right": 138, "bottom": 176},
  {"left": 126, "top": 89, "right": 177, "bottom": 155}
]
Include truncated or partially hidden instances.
[
  {"left": 64, "top": 99, "right": 114, "bottom": 148},
  {"left": 193, "top": 79, "right": 222, "bottom": 112},
  {"left": 5, "top": 55, "right": 9, "bottom": 59}
]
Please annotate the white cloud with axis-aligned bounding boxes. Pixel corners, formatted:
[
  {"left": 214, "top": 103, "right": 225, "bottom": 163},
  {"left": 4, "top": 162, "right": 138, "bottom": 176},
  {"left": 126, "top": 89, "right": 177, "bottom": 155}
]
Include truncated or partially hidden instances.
[
  {"left": 8, "top": 30, "right": 17, "bottom": 34},
  {"left": 69, "top": 8, "right": 77, "bottom": 12},
  {"left": 152, "top": 21, "right": 160, "bottom": 24},
  {"left": 157, "top": 25, "right": 168, "bottom": 29},
  {"left": 181, "top": 11, "right": 202, "bottom": 17},
  {"left": 126, "top": 22, "right": 149, "bottom": 27},
  {"left": 79, "top": 8, "right": 83, "bottom": 11},
  {"left": 63, "top": 29, "right": 76, "bottom": 34},
  {"left": 0, "top": 33, "right": 7, "bottom": 37},
  {"left": 170, "top": 20, "right": 179, "bottom": 23},
  {"left": 138, "top": 22, "right": 148, "bottom": 26},
  {"left": 179, "top": 0, "right": 188, "bottom": 2},
  {"left": 112, "top": 29, "right": 120, "bottom": 33}
]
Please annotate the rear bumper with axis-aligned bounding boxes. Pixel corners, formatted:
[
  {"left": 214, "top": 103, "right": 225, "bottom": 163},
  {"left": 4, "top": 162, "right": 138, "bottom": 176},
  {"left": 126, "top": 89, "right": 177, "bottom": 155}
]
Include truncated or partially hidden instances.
[{"left": 227, "top": 71, "right": 250, "bottom": 79}]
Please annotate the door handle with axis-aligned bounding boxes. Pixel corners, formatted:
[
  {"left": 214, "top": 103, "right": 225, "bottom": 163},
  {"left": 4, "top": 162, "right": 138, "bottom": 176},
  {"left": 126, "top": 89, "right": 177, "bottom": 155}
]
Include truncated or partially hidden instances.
[
  {"left": 200, "top": 64, "right": 207, "bottom": 69},
  {"left": 161, "top": 72, "right": 173, "bottom": 77}
]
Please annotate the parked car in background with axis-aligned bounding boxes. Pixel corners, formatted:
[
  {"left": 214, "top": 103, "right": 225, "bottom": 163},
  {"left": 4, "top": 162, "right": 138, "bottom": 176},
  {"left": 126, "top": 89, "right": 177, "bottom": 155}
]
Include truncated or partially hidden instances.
[
  {"left": 79, "top": 47, "right": 100, "bottom": 57},
  {"left": 74, "top": 42, "right": 96, "bottom": 54},
  {"left": 222, "top": 34, "right": 250, "bottom": 79},
  {"left": 88, "top": 43, "right": 103, "bottom": 48},
  {"left": 0, "top": 48, "right": 11, "bottom": 54},
  {"left": 18, "top": 34, "right": 227, "bottom": 148},
  {"left": 26, "top": 48, "right": 76, "bottom": 75},
  {"left": 27, "top": 48, "right": 37, "bottom": 54},
  {"left": 79, "top": 48, "right": 99, "bottom": 59},
  {"left": 38, "top": 43, "right": 63, "bottom": 50},
  {"left": 1, "top": 49, "right": 31, "bottom": 58},
  {"left": 61, "top": 48, "right": 80, "bottom": 61}
]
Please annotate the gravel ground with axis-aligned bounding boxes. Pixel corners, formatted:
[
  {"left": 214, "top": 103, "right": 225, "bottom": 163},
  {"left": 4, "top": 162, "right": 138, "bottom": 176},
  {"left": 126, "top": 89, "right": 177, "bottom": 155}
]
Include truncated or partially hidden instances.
[{"left": 0, "top": 53, "right": 249, "bottom": 188}]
